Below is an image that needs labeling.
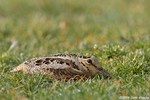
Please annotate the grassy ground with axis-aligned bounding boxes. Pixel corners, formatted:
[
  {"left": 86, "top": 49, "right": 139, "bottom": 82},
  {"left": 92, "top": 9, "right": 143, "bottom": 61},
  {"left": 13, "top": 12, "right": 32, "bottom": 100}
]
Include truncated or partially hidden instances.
[{"left": 0, "top": 0, "right": 150, "bottom": 100}]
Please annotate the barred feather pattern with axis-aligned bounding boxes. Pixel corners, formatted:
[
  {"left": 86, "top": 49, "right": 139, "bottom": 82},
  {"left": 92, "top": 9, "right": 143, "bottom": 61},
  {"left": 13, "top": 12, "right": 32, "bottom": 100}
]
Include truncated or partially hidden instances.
[{"left": 11, "top": 54, "right": 111, "bottom": 80}]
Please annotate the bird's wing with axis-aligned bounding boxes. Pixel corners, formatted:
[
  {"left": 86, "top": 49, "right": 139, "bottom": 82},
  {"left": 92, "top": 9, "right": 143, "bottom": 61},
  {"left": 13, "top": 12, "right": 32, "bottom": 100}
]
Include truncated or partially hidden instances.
[{"left": 11, "top": 57, "right": 83, "bottom": 75}]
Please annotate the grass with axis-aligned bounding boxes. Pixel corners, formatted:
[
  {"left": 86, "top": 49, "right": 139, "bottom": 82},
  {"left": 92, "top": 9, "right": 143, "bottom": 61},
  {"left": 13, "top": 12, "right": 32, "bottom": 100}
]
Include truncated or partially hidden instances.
[{"left": 0, "top": 0, "right": 150, "bottom": 100}]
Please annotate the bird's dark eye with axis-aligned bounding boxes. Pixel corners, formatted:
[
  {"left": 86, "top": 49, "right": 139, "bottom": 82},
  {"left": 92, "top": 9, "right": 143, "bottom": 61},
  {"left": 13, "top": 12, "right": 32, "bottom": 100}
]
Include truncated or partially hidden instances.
[{"left": 87, "top": 59, "right": 92, "bottom": 64}]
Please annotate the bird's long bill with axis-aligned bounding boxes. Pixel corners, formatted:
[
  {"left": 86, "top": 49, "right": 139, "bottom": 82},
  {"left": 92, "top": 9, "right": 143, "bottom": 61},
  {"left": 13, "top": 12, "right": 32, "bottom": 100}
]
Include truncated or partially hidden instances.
[{"left": 98, "top": 68, "right": 112, "bottom": 78}]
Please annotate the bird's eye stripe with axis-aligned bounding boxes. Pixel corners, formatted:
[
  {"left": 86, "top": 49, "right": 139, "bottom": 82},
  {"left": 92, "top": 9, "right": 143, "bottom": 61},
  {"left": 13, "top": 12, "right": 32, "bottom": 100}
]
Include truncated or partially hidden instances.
[
  {"left": 91, "top": 63, "right": 98, "bottom": 69},
  {"left": 81, "top": 62, "right": 86, "bottom": 66}
]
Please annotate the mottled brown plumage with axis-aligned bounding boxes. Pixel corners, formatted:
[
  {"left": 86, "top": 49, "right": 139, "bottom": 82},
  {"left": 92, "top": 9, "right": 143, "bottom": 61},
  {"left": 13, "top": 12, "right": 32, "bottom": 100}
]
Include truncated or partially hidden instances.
[{"left": 11, "top": 54, "right": 111, "bottom": 80}]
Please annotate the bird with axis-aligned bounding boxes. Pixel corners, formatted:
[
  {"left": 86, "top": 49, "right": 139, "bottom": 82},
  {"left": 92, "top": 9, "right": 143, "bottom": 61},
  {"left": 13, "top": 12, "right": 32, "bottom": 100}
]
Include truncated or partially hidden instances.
[{"left": 11, "top": 54, "right": 111, "bottom": 80}]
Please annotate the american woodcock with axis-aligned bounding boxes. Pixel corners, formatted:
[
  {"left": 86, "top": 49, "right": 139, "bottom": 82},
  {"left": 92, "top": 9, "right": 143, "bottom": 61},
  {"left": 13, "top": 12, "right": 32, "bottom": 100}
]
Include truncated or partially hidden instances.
[{"left": 11, "top": 54, "right": 111, "bottom": 80}]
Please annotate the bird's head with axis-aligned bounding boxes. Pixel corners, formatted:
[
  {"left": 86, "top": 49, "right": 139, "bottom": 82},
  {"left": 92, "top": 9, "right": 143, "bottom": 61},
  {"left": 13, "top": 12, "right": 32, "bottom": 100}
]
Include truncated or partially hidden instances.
[{"left": 79, "top": 56, "right": 112, "bottom": 78}]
